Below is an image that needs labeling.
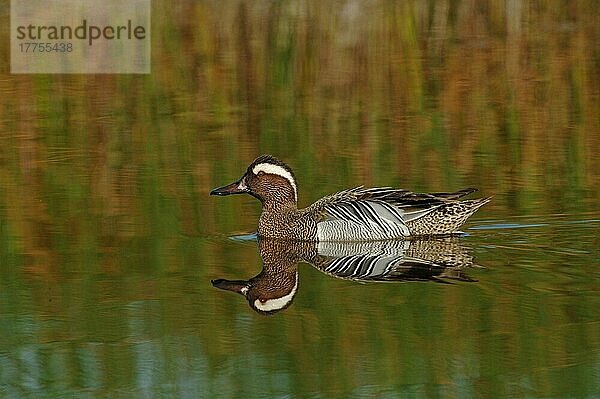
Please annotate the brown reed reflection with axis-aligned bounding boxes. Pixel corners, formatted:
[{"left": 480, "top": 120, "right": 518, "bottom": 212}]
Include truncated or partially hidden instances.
[
  {"left": 0, "top": 1, "right": 598, "bottom": 270},
  {"left": 212, "top": 237, "right": 478, "bottom": 315}
]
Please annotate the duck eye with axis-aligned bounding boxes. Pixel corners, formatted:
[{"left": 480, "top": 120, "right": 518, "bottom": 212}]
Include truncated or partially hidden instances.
[{"left": 257, "top": 171, "right": 265, "bottom": 176}]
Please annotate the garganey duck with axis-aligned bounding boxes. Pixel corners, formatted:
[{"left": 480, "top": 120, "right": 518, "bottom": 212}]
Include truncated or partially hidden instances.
[
  {"left": 210, "top": 155, "right": 490, "bottom": 241},
  {"left": 213, "top": 238, "right": 477, "bottom": 315}
]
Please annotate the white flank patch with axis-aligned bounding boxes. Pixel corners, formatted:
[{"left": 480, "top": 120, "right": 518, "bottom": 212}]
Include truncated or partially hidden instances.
[
  {"left": 253, "top": 275, "right": 298, "bottom": 312},
  {"left": 252, "top": 163, "right": 297, "bottom": 202}
]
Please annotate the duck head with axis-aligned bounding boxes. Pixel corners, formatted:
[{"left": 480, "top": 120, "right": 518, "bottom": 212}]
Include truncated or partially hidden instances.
[
  {"left": 211, "top": 268, "right": 299, "bottom": 316},
  {"left": 211, "top": 239, "right": 313, "bottom": 315},
  {"left": 210, "top": 155, "right": 298, "bottom": 207}
]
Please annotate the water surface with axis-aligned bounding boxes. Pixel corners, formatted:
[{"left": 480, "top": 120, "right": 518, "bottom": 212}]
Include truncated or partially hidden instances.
[{"left": 1, "top": 1, "right": 599, "bottom": 398}]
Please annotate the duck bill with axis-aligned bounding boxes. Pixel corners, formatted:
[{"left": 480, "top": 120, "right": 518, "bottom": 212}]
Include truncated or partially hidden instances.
[
  {"left": 212, "top": 279, "right": 249, "bottom": 295},
  {"left": 210, "top": 177, "right": 247, "bottom": 196}
]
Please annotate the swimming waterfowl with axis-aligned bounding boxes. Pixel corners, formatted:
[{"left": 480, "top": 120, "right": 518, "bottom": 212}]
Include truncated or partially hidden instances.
[
  {"left": 210, "top": 155, "right": 490, "bottom": 241},
  {"left": 212, "top": 237, "right": 478, "bottom": 315}
]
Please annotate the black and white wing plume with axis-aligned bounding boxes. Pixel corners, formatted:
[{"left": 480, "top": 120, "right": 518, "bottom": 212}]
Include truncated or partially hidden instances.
[
  {"left": 308, "top": 187, "right": 465, "bottom": 241},
  {"left": 313, "top": 239, "right": 477, "bottom": 283}
]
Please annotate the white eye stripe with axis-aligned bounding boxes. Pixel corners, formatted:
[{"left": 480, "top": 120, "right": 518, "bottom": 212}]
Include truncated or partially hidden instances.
[
  {"left": 252, "top": 163, "right": 297, "bottom": 202},
  {"left": 253, "top": 274, "right": 298, "bottom": 312}
]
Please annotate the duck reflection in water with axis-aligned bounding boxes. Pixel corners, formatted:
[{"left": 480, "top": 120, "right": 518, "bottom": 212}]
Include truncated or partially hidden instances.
[{"left": 212, "top": 237, "right": 480, "bottom": 315}]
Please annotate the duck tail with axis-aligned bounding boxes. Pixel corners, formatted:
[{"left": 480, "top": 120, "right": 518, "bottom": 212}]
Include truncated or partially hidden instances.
[{"left": 431, "top": 188, "right": 478, "bottom": 200}]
